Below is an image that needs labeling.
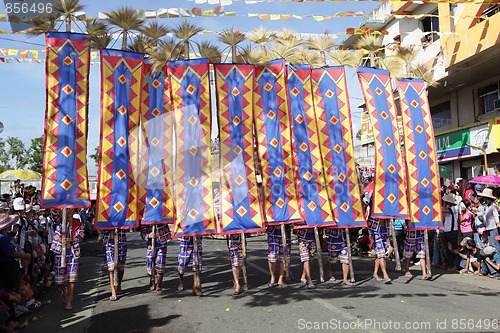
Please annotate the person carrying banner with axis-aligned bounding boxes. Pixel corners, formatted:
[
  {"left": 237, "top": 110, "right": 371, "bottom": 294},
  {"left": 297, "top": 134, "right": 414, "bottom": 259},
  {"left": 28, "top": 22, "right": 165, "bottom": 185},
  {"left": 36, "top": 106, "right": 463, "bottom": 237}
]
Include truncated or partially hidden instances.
[
  {"left": 296, "top": 228, "right": 316, "bottom": 289},
  {"left": 103, "top": 230, "right": 127, "bottom": 301},
  {"left": 177, "top": 236, "right": 203, "bottom": 296},
  {"left": 227, "top": 234, "right": 244, "bottom": 295},
  {"left": 266, "top": 225, "right": 291, "bottom": 288},
  {"left": 403, "top": 229, "right": 431, "bottom": 279},
  {"left": 141, "top": 224, "right": 170, "bottom": 293},
  {"left": 325, "top": 227, "right": 352, "bottom": 286},
  {"left": 50, "top": 210, "right": 85, "bottom": 310}
]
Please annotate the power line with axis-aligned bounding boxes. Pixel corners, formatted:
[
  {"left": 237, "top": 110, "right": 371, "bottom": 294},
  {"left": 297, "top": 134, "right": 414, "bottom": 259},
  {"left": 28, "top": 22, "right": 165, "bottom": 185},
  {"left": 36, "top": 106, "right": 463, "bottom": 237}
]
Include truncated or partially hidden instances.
[{"left": 0, "top": 37, "right": 45, "bottom": 47}]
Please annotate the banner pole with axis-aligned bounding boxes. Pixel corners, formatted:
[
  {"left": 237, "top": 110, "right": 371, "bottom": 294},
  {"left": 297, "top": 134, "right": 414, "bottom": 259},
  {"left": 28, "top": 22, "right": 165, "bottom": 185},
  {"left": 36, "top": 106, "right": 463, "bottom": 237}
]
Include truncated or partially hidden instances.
[
  {"left": 150, "top": 225, "right": 157, "bottom": 289},
  {"left": 193, "top": 236, "right": 202, "bottom": 292},
  {"left": 241, "top": 233, "right": 248, "bottom": 290},
  {"left": 114, "top": 228, "right": 119, "bottom": 287},
  {"left": 313, "top": 227, "right": 324, "bottom": 282},
  {"left": 280, "top": 224, "right": 290, "bottom": 280},
  {"left": 390, "top": 219, "right": 402, "bottom": 271},
  {"left": 61, "top": 209, "right": 67, "bottom": 268},
  {"left": 424, "top": 230, "right": 432, "bottom": 277},
  {"left": 345, "top": 228, "right": 355, "bottom": 283}
]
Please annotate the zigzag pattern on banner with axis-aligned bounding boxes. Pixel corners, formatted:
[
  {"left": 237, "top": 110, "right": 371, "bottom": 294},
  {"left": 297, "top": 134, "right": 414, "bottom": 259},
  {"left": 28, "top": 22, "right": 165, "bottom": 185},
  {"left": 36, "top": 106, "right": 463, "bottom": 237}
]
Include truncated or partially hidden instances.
[
  {"left": 215, "top": 63, "right": 264, "bottom": 234},
  {"left": 95, "top": 49, "right": 143, "bottom": 230},
  {"left": 312, "top": 67, "right": 365, "bottom": 227},
  {"left": 42, "top": 32, "right": 90, "bottom": 208},
  {"left": 168, "top": 58, "right": 216, "bottom": 237},
  {"left": 396, "top": 78, "right": 442, "bottom": 230},
  {"left": 139, "top": 63, "right": 175, "bottom": 225},
  {"left": 254, "top": 59, "right": 302, "bottom": 225},
  {"left": 287, "top": 65, "right": 336, "bottom": 229},
  {"left": 357, "top": 67, "right": 408, "bottom": 219}
]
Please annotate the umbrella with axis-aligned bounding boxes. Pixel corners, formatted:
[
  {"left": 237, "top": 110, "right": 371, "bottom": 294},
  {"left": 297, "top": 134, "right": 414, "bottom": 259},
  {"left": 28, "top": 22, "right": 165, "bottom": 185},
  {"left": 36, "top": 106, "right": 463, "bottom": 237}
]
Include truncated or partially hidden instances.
[
  {"left": 469, "top": 175, "right": 500, "bottom": 187},
  {"left": 0, "top": 169, "right": 41, "bottom": 181}
]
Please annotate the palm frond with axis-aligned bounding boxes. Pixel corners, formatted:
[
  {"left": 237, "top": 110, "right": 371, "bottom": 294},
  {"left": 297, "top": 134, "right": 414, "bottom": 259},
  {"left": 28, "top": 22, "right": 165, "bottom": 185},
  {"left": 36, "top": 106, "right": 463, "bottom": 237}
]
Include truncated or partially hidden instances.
[
  {"left": 270, "top": 43, "right": 300, "bottom": 64},
  {"left": 355, "top": 35, "right": 384, "bottom": 54},
  {"left": 149, "top": 39, "right": 184, "bottom": 73},
  {"left": 411, "top": 64, "right": 439, "bottom": 87},
  {"left": 26, "top": 13, "right": 56, "bottom": 36},
  {"left": 197, "top": 41, "right": 221, "bottom": 63},
  {"left": 53, "top": 0, "right": 84, "bottom": 15},
  {"left": 378, "top": 57, "right": 404, "bottom": 77},
  {"left": 140, "top": 22, "right": 169, "bottom": 41},
  {"left": 127, "top": 37, "right": 148, "bottom": 53},
  {"left": 275, "top": 29, "right": 303, "bottom": 49},
  {"left": 85, "top": 18, "right": 107, "bottom": 38},
  {"left": 105, "top": 6, "right": 145, "bottom": 33},
  {"left": 172, "top": 21, "right": 203, "bottom": 42},
  {"left": 248, "top": 27, "right": 276, "bottom": 49},
  {"left": 306, "top": 33, "right": 337, "bottom": 53},
  {"left": 293, "top": 48, "right": 322, "bottom": 67},
  {"left": 236, "top": 46, "right": 269, "bottom": 66},
  {"left": 218, "top": 29, "right": 246, "bottom": 47},
  {"left": 329, "top": 49, "right": 359, "bottom": 67},
  {"left": 90, "top": 34, "right": 111, "bottom": 49}
]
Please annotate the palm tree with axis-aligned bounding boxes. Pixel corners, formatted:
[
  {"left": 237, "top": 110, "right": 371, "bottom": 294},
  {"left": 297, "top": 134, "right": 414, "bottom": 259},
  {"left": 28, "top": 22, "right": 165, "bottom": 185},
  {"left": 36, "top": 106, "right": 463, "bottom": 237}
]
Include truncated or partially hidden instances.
[
  {"left": 27, "top": 13, "right": 57, "bottom": 36},
  {"left": 105, "top": 6, "right": 145, "bottom": 50},
  {"left": 294, "top": 48, "right": 322, "bottom": 67},
  {"left": 197, "top": 41, "right": 221, "bottom": 63},
  {"left": 275, "top": 29, "right": 303, "bottom": 49},
  {"left": 172, "top": 21, "right": 203, "bottom": 60},
  {"left": 394, "top": 45, "right": 418, "bottom": 77},
  {"left": 90, "top": 34, "right": 111, "bottom": 49},
  {"left": 355, "top": 35, "right": 384, "bottom": 67},
  {"left": 236, "top": 46, "right": 268, "bottom": 66},
  {"left": 411, "top": 64, "right": 438, "bottom": 87},
  {"left": 139, "top": 22, "right": 169, "bottom": 52},
  {"left": 248, "top": 27, "right": 276, "bottom": 52},
  {"left": 85, "top": 18, "right": 109, "bottom": 49},
  {"left": 149, "top": 39, "right": 184, "bottom": 73},
  {"left": 329, "top": 49, "right": 360, "bottom": 67},
  {"left": 378, "top": 56, "right": 404, "bottom": 78},
  {"left": 306, "top": 33, "right": 337, "bottom": 66},
  {"left": 218, "top": 29, "right": 246, "bottom": 61},
  {"left": 53, "top": 0, "right": 84, "bottom": 32}
]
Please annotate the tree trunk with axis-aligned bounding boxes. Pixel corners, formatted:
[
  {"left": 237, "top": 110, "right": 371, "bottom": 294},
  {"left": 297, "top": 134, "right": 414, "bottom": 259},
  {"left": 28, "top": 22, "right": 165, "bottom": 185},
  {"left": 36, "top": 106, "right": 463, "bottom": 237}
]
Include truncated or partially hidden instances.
[
  {"left": 320, "top": 50, "right": 326, "bottom": 67},
  {"left": 231, "top": 45, "right": 237, "bottom": 61},
  {"left": 65, "top": 15, "right": 71, "bottom": 32},
  {"left": 185, "top": 41, "right": 190, "bottom": 60},
  {"left": 122, "top": 32, "right": 128, "bottom": 51}
]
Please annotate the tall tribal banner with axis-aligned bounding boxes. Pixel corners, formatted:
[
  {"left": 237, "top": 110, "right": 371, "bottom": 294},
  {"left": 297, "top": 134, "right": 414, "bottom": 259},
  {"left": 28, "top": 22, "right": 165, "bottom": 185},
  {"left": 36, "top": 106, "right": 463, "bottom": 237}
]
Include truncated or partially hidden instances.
[
  {"left": 95, "top": 49, "right": 143, "bottom": 230},
  {"left": 312, "top": 67, "right": 365, "bottom": 227},
  {"left": 41, "top": 32, "right": 91, "bottom": 208},
  {"left": 215, "top": 64, "right": 264, "bottom": 234},
  {"left": 254, "top": 59, "right": 302, "bottom": 225},
  {"left": 168, "top": 59, "right": 216, "bottom": 237},
  {"left": 396, "top": 78, "right": 442, "bottom": 229},
  {"left": 357, "top": 67, "right": 409, "bottom": 219},
  {"left": 287, "top": 65, "right": 336, "bottom": 228},
  {"left": 139, "top": 63, "right": 174, "bottom": 225}
]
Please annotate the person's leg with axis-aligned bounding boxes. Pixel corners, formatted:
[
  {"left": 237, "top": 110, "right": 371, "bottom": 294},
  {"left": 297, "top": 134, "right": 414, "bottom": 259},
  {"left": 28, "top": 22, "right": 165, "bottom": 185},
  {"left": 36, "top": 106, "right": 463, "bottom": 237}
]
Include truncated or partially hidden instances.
[
  {"left": 379, "top": 258, "right": 390, "bottom": 281},
  {"left": 117, "top": 268, "right": 124, "bottom": 293},
  {"left": 109, "top": 271, "right": 117, "bottom": 298},
  {"left": 342, "top": 263, "right": 349, "bottom": 284},
  {"left": 373, "top": 258, "right": 380, "bottom": 279},
  {"left": 277, "top": 260, "right": 286, "bottom": 286},
  {"left": 303, "top": 261, "right": 313, "bottom": 286},
  {"left": 268, "top": 261, "right": 276, "bottom": 285},
  {"left": 231, "top": 266, "right": 241, "bottom": 293},
  {"left": 155, "top": 247, "right": 166, "bottom": 292},
  {"left": 419, "top": 258, "right": 427, "bottom": 278},
  {"left": 66, "top": 282, "right": 75, "bottom": 308}
]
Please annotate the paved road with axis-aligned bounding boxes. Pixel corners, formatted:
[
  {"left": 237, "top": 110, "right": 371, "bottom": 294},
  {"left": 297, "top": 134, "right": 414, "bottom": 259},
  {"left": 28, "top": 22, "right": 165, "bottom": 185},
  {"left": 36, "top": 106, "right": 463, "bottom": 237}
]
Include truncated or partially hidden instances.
[{"left": 24, "top": 232, "right": 500, "bottom": 333}]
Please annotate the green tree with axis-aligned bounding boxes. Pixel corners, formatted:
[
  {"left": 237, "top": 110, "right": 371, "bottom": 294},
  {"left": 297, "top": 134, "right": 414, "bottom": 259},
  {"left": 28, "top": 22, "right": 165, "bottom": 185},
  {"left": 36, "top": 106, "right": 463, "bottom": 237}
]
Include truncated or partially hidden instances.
[
  {"left": 6, "top": 137, "right": 29, "bottom": 170},
  {"left": 28, "top": 136, "right": 43, "bottom": 173},
  {"left": 0, "top": 138, "right": 9, "bottom": 173},
  {"left": 89, "top": 146, "right": 99, "bottom": 169}
]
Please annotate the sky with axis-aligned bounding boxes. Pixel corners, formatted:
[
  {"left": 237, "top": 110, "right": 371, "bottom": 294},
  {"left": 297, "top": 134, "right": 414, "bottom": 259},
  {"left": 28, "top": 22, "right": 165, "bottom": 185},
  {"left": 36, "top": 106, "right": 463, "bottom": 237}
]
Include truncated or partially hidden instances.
[{"left": 0, "top": 0, "right": 379, "bottom": 175}]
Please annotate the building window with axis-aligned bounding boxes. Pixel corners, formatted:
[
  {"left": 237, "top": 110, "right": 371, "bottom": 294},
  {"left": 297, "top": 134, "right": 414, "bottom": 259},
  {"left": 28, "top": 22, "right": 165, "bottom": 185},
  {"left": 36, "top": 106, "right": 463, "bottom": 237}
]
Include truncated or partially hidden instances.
[
  {"left": 420, "top": 10, "right": 440, "bottom": 44},
  {"left": 430, "top": 101, "right": 451, "bottom": 129},
  {"left": 478, "top": 82, "right": 500, "bottom": 114}
]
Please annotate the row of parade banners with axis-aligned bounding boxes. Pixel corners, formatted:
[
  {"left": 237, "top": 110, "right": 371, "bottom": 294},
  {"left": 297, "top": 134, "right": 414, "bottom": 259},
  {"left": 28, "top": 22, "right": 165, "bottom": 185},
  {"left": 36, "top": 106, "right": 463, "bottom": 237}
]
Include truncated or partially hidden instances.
[{"left": 40, "top": 32, "right": 442, "bottom": 238}]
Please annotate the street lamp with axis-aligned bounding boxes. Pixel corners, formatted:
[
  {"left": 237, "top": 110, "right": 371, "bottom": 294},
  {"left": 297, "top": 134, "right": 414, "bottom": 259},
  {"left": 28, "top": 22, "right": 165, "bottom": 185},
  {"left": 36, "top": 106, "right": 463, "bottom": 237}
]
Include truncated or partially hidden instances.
[{"left": 467, "top": 144, "right": 488, "bottom": 175}]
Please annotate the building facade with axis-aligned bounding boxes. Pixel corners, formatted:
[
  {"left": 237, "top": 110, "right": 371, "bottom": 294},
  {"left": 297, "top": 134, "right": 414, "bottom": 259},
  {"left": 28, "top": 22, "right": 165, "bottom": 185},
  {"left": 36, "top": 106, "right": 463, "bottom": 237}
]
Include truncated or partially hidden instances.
[{"left": 351, "top": 1, "right": 500, "bottom": 185}]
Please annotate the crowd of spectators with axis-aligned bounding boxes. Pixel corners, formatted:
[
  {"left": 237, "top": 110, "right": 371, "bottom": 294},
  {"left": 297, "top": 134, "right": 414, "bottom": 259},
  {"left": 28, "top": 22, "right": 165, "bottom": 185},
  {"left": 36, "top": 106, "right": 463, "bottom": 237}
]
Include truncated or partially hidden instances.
[{"left": 0, "top": 179, "right": 91, "bottom": 332}]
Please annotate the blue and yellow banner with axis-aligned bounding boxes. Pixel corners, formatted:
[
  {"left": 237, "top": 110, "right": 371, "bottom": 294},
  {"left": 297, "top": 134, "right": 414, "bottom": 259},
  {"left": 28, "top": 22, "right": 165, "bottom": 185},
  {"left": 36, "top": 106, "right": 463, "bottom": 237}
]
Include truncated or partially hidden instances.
[
  {"left": 396, "top": 78, "right": 442, "bottom": 230},
  {"left": 215, "top": 64, "right": 265, "bottom": 234},
  {"left": 139, "top": 63, "right": 175, "bottom": 225},
  {"left": 254, "top": 59, "right": 302, "bottom": 225},
  {"left": 357, "top": 67, "right": 408, "bottom": 219},
  {"left": 312, "top": 67, "right": 365, "bottom": 227},
  {"left": 287, "top": 65, "right": 336, "bottom": 229},
  {"left": 168, "top": 59, "right": 216, "bottom": 237},
  {"left": 95, "top": 49, "right": 143, "bottom": 230},
  {"left": 41, "top": 32, "right": 91, "bottom": 208}
]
